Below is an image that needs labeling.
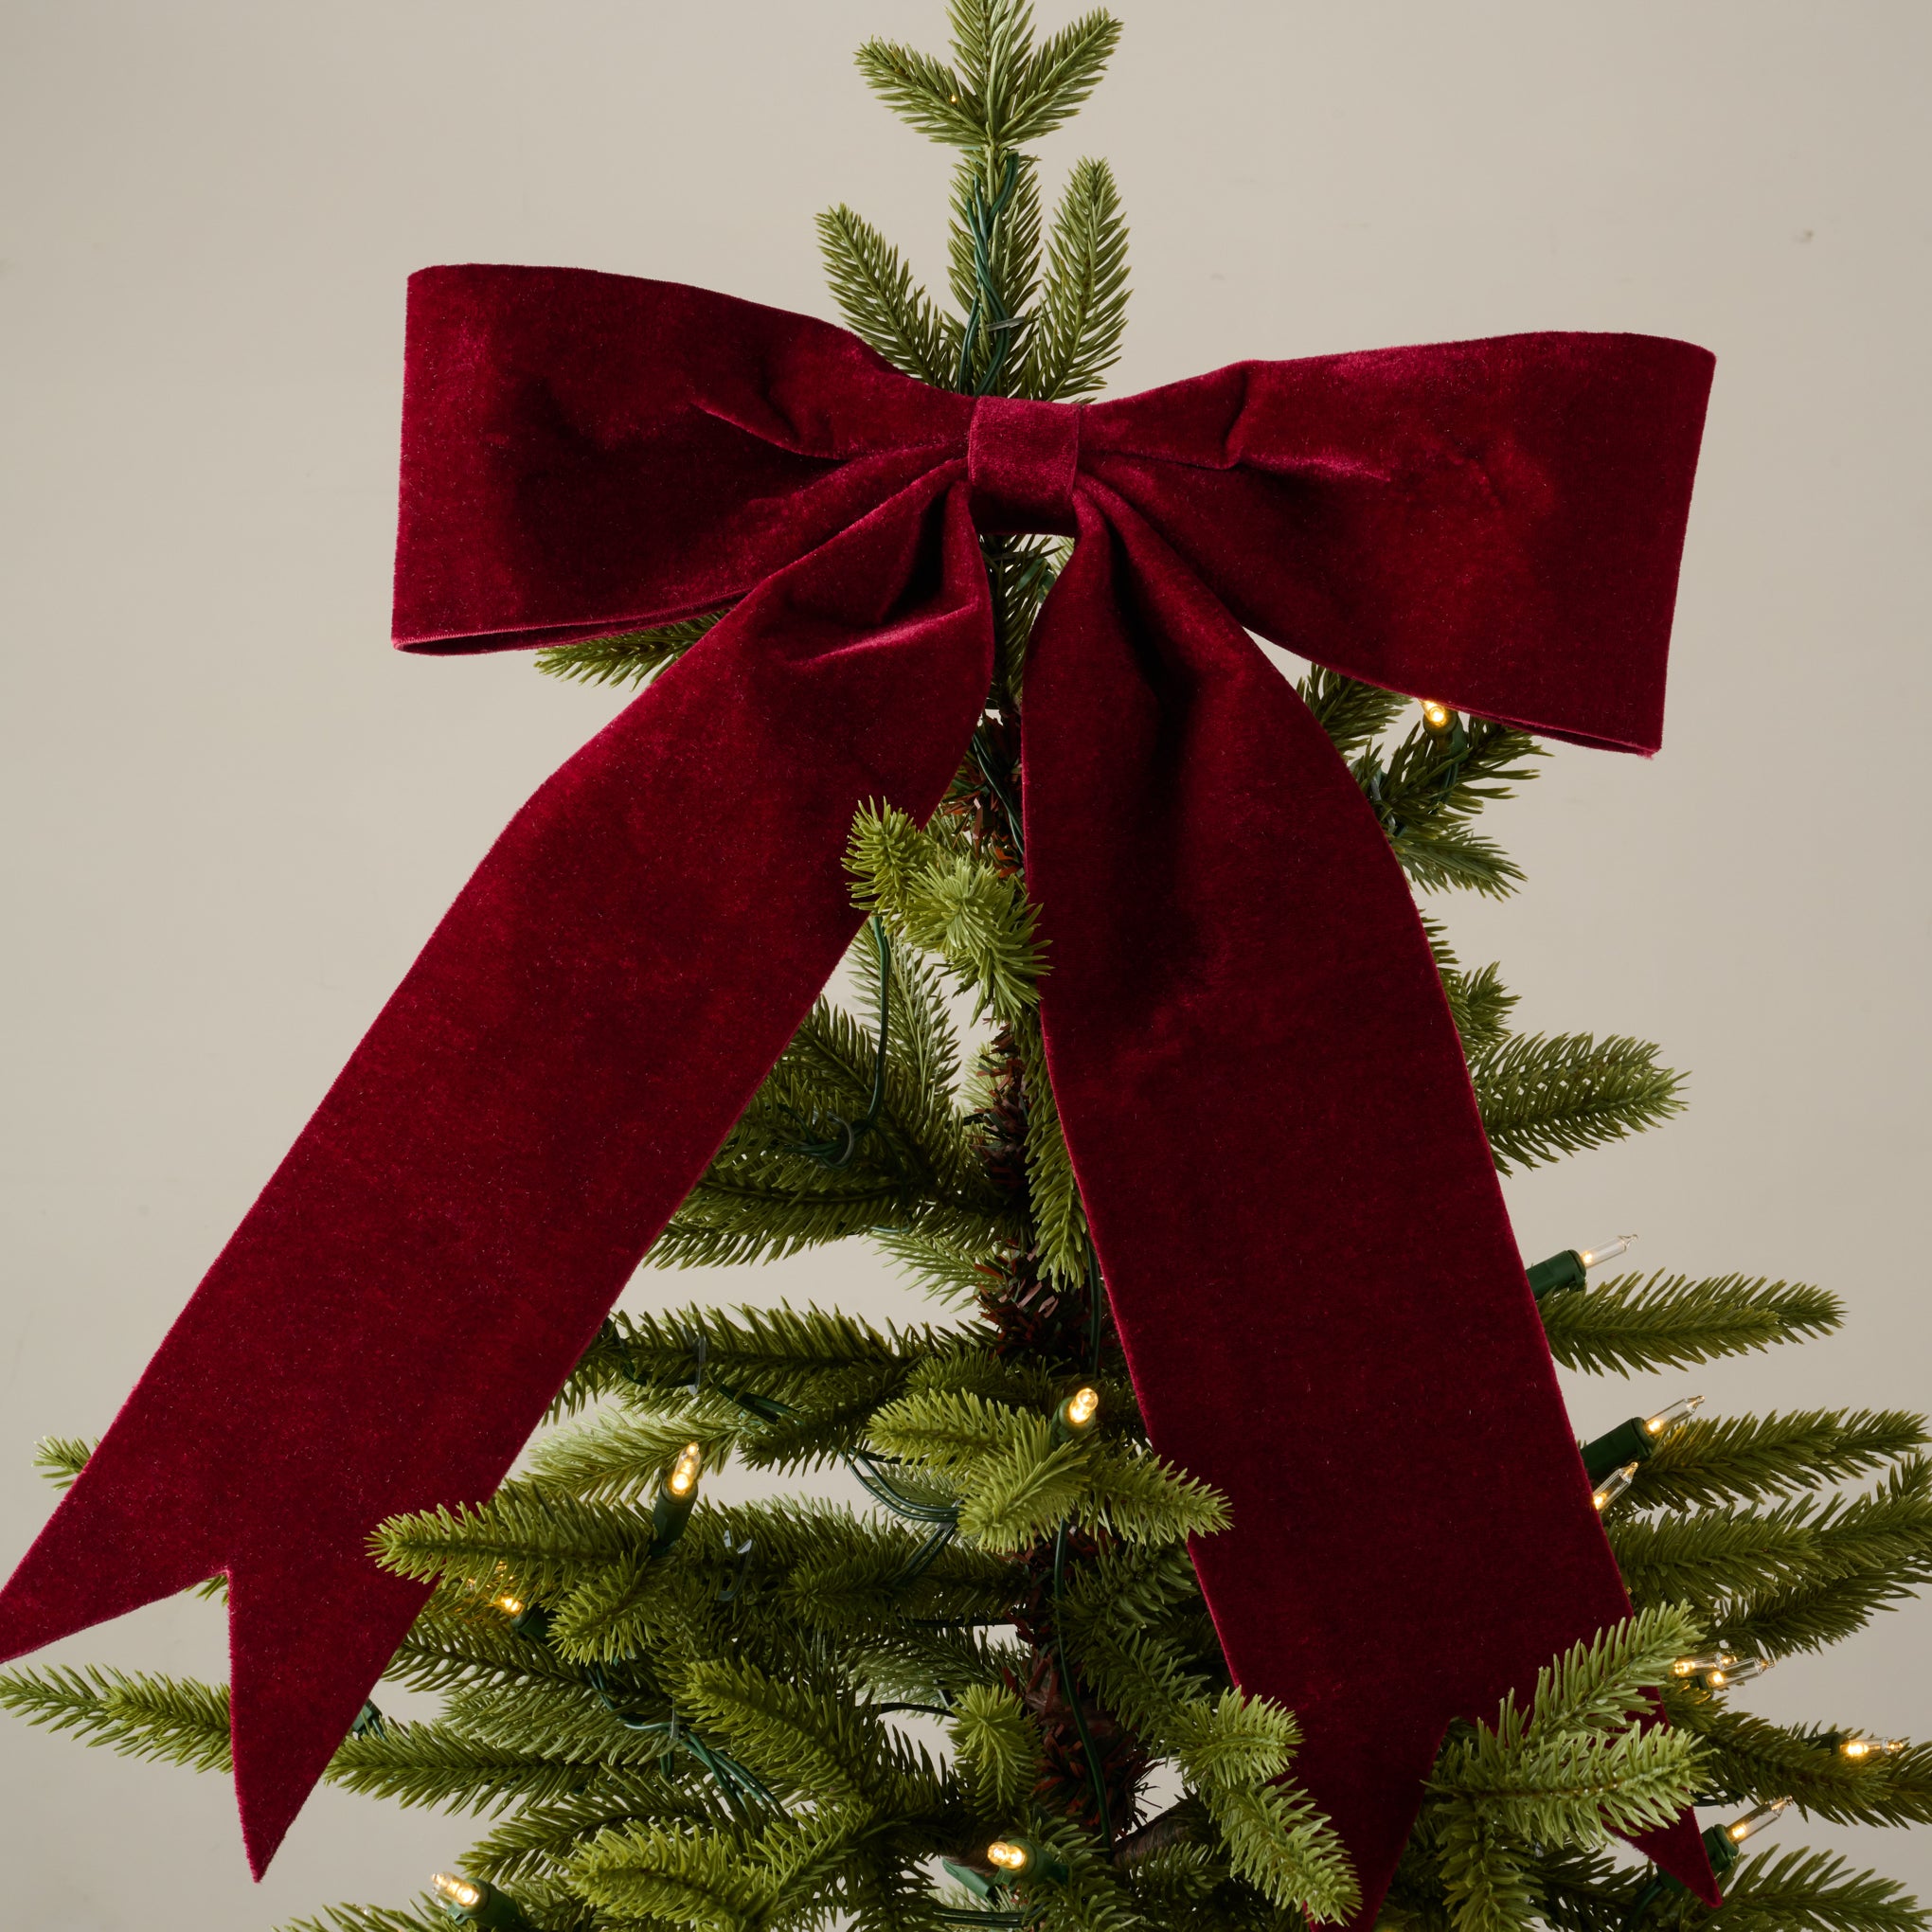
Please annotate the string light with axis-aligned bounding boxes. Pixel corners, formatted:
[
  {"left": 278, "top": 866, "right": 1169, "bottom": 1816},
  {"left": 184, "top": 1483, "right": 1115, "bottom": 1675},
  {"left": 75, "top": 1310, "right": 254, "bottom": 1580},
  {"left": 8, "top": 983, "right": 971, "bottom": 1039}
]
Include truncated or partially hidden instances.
[
  {"left": 429, "top": 1871, "right": 536, "bottom": 1927},
  {"left": 668, "top": 1441, "right": 703, "bottom": 1497},
  {"left": 1722, "top": 1797, "right": 1788, "bottom": 1845},
  {"left": 1578, "top": 1235, "right": 1636, "bottom": 1270},
  {"left": 1054, "top": 1386, "right": 1101, "bottom": 1438},
  {"left": 1644, "top": 1394, "right": 1703, "bottom": 1437},
  {"left": 1672, "top": 1648, "right": 1772, "bottom": 1691},
  {"left": 651, "top": 1441, "right": 705, "bottom": 1553},
  {"left": 1581, "top": 1391, "right": 1702, "bottom": 1484},
  {"left": 1836, "top": 1733, "right": 1905, "bottom": 1761},
  {"left": 1706, "top": 1656, "right": 1774, "bottom": 1690},
  {"left": 1527, "top": 1234, "right": 1637, "bottom": 1300},
  {"left": 1687, "top": 1798, "right": 1790, "bottom": 1883},
  {"left": 984, "top": 1837, "right": 1069, "bottom": 1885},
  {"left": 1420, "top": 698, "right": 1453, "bottom": 730},
  {"left": 1592, "top": 1461, "right": 1638, "bottom": 1511},
  {"left": 1670, "top": 1648, "right": 1736, "bottom": 1680}
]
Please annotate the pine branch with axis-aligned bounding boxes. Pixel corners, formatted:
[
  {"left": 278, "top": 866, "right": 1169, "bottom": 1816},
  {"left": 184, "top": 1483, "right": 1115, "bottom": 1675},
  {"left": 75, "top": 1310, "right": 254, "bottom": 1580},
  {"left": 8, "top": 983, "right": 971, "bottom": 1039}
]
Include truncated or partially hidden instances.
[
  {"left": 1443, "top": 962, "right": 1517, "bottom": 1056},
  {"left": 854, "top": 37, "right": 982, "bottom": 147},
  {"left": 374, "top": 1484, "right": 651, "bottom": 1602},
  {"left": 1028, "top": 157, "right": 1129, "bottom": 402},
  {"left": 32, "top": 1434, "right": 92, "bottom": 1489},
  {"left": 0, "top": 1662, "right": 232, "bottom": 1772},
  {"left": 872, "top": 1225, "right": 1005, "bottom": 1307},
  {"left": 534, "top": 615, "right": 722, "bottom": 689},
  {"left": 1006, "top": 11, "right": 1123, "bottom": 144},
  {"left": 1471, "top": 1033, "right": 1684, "bottom": 1173},
  {"left": 1673, "top": 1844, "right": 1929, "bottom": 1932},
  {"left": 951, "top": 151, "right": 1043, "bottom": 395},
  {"left": 982, "top": 533, "right": 1064, "bottom": 696},
  {"left": 1077, "top": 1441, "right": 1230, "bottom": 1546},
  {"left": 568, "top": 1816, "right": 785, "bottom": 1931},
  {"left": 1711, "top": 1460, "right": 1932, "bottom": 1657},
  {"left": 685, "top": 1655, "right": 944, "bottom": 1814},
  {"left": 278, "top": 1905, "right": 454, "bottom": 1932},
  {"left": 529, "top": 1408, "right": 751, "bottom": 1506},
  {"left": 1668, "top": 1703, "right": 1932, "bottom": 1826},
  {"left": 1017, "top": 1014, "right": 1088, "bottom": 1285},
  {"left": 1539, "top": 1273, "right": 1841, "bottom": 1376},
  {"left": 849, "top": 803, "right": 1045, "bottom": 1026},
  {"left": 1432, "top": 1814, "right": 1537, "bottom": 1932},
  {"left": 1202, "top": 1778, "right": 1359, "bottom": 1924},
  {"left": 1370, "top": 714, "right": 1544, "bottom": 829},
  {"left": 327, "top": 1718, "right": 626, "bottom": 1816},
  {"left": 1354, "top": 713, "right": 1543, "bottom": 900},
  {"left": 1419, "top": 917, "right": 1517, "bottom": 1058},
  {"left": 951, "top": 1682, "right": 1041, "bottom": 1812},
  {"left": 1389, "top": 818, "right": 1527, "bottom": 899},
  {"left": 1299, "top": 667, "right": 1409, "bottom": 763},
  {"left": 1628, "top": 1409, "right": 1927, "bottom": 1511},
  {"left": 1428, "top": 1612, "right": 1708, "bottom": 1899},
  {"left": 818, "top": 206, "right": 959, "bottom": 385},
  {"left": 463, "top": 1773, "right": 718, "bottom": 1886},
  {"left": 1606, "top": 1500, "right": 1828, "bottom": 1612},
  {"left": 1537, "top": 1275, "right": 1839, "bottom": 1383}
]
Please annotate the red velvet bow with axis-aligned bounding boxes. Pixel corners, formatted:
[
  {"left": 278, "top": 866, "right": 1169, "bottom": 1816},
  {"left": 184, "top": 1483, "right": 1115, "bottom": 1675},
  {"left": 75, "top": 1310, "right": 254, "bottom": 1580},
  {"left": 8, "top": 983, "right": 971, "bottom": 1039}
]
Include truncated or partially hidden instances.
[{"left": 0, "top": 265, "right": 1716, "bottom": 1919}]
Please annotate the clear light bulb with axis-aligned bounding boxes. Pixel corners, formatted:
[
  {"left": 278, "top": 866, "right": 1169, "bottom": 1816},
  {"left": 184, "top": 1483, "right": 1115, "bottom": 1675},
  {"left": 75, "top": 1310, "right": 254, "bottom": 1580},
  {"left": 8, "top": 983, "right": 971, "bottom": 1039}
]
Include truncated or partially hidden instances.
[
  {"left": 1592, "top": 1461, "right": 1639, "bottom": 1511},
  {"left": 1704, "top": 1656, "right": 1773, "bottom": 1690},
  {"left": 1420, "top": 699, "right": 1452, "bottom": 729},
  {"left": 432, "top": 1871, "right": 485, "bottom": 1909},
  {"left": 1672, "top": 1648, "right": 1738, "bottom": 1679},
  {"left": 668, "top": 1441, "right": 704, "bottom": 1497},
  {"left": 1057, "top": 1386, "right": 1101, "bottom": 1435},
  {"left": 1644, "top": 1395, "right": 1705, "bottom": 1438},
  {"left": 1578, "top": 1234, "right": 1637, "bottom": 1270},
  {"left": 1723, "top": 1798, "right": 1789, "bottom": 1844},
  {"left": 987, "top": 1840, "right": 1030, "bottom": 1874},
  {"left": 1839, "top": 1733, "right": 1904, "bottom": 1761}
]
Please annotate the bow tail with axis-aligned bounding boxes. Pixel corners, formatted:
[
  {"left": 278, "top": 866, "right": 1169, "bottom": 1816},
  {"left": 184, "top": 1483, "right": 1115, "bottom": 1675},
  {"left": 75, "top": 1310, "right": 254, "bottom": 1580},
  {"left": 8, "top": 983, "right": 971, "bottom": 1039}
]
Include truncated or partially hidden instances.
[
  {"left": 1025, "top": 492, "right": 1715, "bottom": 1922},
  {"left": 0, "top": 474, "right": 993, "bottom": 1873}
]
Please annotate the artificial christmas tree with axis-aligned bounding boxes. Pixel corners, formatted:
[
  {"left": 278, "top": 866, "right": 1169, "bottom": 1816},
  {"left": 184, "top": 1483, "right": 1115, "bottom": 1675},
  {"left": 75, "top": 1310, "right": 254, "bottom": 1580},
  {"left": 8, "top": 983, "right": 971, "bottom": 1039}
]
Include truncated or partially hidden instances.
[{"left": 3, "top": 6, "right": 1929, "bottom": 1930}]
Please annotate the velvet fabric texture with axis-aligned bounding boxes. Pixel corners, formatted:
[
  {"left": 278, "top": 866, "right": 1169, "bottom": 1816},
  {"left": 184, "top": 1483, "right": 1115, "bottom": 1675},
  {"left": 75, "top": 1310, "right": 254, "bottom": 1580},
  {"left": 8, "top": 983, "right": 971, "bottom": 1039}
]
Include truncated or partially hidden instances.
[{"left": 0, "top": 266, "right": 1717, "bottom": 1919}]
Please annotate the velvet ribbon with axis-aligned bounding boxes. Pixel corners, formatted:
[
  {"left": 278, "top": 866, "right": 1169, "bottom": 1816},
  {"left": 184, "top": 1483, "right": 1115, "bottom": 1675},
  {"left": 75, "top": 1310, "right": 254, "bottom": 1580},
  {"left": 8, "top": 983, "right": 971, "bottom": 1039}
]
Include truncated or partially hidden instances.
[{"left": 0, "top": 265, "right": 1716, "bottom": 1920}]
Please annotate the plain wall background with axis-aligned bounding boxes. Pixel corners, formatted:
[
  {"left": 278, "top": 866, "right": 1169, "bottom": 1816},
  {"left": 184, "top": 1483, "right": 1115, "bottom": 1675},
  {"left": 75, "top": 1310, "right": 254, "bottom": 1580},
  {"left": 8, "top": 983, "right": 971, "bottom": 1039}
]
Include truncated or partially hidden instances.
[{"left": 3, "top": 2, "right": 1928, "bottom": 1924}]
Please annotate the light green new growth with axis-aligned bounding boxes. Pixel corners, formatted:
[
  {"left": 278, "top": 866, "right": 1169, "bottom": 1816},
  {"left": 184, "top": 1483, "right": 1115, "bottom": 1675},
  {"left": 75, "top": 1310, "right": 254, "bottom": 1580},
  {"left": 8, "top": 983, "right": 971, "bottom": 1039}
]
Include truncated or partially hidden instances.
[
  {"left": 3, "top": 10, "right": 1926, "bottom": 1932},
  {"left": 31, "top": 1434, "right": 92, "bottom": 1490}
]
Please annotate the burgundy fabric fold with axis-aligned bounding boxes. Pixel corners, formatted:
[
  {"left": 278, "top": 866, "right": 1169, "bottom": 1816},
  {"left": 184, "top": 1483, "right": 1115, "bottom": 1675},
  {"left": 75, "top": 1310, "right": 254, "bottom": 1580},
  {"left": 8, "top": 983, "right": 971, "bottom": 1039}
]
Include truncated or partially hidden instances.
[{"left": 0, "top": 264, "right": 1716, "bottom": 1918}]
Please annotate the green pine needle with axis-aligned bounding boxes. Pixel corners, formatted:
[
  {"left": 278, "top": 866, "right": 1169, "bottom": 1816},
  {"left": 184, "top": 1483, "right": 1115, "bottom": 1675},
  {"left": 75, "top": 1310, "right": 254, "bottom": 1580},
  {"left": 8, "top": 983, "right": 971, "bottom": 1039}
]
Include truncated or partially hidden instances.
[
  {"left": 1028, "top": 157, "right": 1129, "bottom": 401},
  {"left": 1630, "top": 1409, "right": 1927, "bottom": 1511},
  {"left": 1471, "top": 1032, "right": 1684, "bottom": 1172},
  {"left": 0, "top": 1662, "right": 232, "bottom": 1773},
  {"left": 950, "top": 1682, "right": 1041, "bottom": 1812},
  {"left": 1540, "top": 1272, "right": 1841, "bottom": 1376},
  {"left": 31, "top": 1434, "right": 93, "bottom": 1489},
  {"left": 817, "top": 205, "right": 960, "bottom": 385},
  {"left": 1682, "top": 1845, "right": 1929, "bottom": 1932},
  {"left": 534, "top": 615, "right": 722, "bottom": 690}
]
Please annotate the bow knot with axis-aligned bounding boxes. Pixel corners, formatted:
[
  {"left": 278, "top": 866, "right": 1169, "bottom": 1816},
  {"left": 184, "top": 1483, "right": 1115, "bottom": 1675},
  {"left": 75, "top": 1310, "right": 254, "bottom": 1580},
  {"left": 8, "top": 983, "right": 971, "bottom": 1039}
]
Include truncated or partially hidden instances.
[{"left": 967, "top": 391, "right": 1082, "bottom": 533}]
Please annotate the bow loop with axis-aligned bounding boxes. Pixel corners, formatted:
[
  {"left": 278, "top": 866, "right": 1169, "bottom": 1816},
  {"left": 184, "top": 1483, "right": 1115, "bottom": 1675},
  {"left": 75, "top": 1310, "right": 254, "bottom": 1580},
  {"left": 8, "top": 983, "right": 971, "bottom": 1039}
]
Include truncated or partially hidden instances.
[{"left": 967, "top": 393, "right": 1082, "bottom": 533}]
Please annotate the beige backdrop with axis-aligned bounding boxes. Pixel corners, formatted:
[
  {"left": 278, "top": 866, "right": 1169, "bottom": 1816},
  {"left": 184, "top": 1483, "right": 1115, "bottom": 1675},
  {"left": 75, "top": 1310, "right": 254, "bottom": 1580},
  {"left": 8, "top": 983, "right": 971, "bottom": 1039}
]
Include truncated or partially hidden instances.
[{"left": 4, "top": 2, "right": 1928, "bottom": 1924}]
